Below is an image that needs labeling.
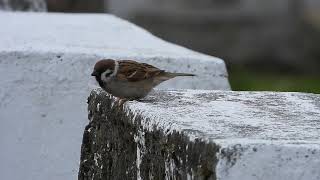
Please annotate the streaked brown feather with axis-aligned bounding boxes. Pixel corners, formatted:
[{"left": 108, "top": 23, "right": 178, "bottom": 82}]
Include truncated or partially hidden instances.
[{"left": 117, "top": 60, "right": 164, "bottom": 82}]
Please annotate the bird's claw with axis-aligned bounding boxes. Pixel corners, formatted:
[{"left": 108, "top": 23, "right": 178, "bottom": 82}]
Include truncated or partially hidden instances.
[{"left": 114, "top": 98, "right": 128, "bottom": 107}]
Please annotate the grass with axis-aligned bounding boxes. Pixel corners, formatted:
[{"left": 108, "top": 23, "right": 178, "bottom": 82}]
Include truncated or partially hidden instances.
[{"left": 229, "top": 68, "right": 320, "bottom": 94}]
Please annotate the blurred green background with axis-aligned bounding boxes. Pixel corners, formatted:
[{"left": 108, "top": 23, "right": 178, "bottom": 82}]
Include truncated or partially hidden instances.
[{"left": 229, "top": 66, "right": 320, "bottom": 93}]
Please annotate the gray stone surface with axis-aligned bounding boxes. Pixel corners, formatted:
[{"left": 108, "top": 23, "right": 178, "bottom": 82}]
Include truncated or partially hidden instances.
[
  {"left": 0, "top": 12, "right": 229, "bottom": 180},
  {"left": 79, "top": 89, "right": 220, "bottom": 180},
  {"left": 0, "top": 11, "right": 229, "bottom": 90},
  {"left": 79, "top": 89, "right": 320, "bottom": 180}
]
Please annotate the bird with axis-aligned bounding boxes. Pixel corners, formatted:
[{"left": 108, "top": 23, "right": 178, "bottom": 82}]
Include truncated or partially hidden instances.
[{"left": 91, "top": 59, "right": 195, "bottom": 104}]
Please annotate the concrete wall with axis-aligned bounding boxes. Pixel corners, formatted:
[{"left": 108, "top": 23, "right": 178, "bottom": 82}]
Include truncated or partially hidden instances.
[
  {"left": 79, "top": 89, "right": 320, "bottom": 180},
  {"left": 0, "top": 12, "right": 229, "bottom": 180}
]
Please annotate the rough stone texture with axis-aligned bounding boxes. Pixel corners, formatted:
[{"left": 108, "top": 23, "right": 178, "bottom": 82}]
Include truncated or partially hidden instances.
[
  {"left": 79, "top": 89, "right": 220, "bottom": 180},
  {"left": 79, "top": 89, "right": 320, "bottom": 180},
  {"left": 0, "top": 12, "right": 229, "bottom": 180}
]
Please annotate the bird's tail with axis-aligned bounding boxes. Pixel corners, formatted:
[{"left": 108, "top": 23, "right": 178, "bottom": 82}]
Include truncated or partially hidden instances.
[
  {"left": 153, "top": 72, "right": 196, "bottom": 86},
  {"left": 167, "top": 72, "right": 196, "bottom": 77}
]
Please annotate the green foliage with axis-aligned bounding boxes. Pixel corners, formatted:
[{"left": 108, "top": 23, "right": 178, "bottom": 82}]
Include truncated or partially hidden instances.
[{"left": 229, "top": 68, "right": 320, "bottom": 94}]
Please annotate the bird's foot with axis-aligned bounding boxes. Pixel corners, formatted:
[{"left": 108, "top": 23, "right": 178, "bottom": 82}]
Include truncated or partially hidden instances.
[
  {"left": 117, "top": 98, "right": 128, "bottom": 107},
  {"left": 114, "top": 98, "right": 149, "bottom": 107},
  {"left": 119, "top": 99, "right": 128, "bottom": 107}
]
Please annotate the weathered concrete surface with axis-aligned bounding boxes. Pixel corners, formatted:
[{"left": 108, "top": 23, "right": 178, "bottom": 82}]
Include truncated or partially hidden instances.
[
  {"left": 0, "top": 12, "right": 229, "bottom": 180},
  {"left": 0, "top": 12, "right": 229, "bottom": 90},
  {"left": 79, "top": 89, "right": 320, "bottom": 180},
  {"left": 79, "top": 89, "right": 220, "bottom": 180}
]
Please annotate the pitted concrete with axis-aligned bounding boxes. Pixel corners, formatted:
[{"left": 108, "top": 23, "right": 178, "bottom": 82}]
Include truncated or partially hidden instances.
[{"left": 79, "top": 89, "right": 320, "bottom": 180}]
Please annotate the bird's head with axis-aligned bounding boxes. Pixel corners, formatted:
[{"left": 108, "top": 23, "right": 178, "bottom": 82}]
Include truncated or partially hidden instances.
[
  {"left": 92, "top": 59, "right": 117, "bottom": 87},
  {"left": 92, "top": 59, "right": 116, "bottom": 77}
]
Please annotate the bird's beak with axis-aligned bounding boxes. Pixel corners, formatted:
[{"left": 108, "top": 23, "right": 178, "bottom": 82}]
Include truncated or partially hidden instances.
[{"left": 91, "top": 71, "right": 98, "bottom": 76}]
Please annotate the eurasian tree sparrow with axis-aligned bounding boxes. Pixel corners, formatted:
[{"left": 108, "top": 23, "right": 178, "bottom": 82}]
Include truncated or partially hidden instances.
[{"left": 91, "top": 59, "right": 195, "bottom": 101}]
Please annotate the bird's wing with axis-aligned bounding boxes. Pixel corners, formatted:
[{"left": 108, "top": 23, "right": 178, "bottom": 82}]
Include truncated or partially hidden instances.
[{"left": 117, "top": 60, "right": 164, "bottom": 82}]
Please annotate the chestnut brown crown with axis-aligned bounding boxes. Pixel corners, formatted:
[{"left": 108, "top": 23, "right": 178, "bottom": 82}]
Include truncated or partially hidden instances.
[{"left": 91, "top": 59, "right": 115, "bottom": 77}]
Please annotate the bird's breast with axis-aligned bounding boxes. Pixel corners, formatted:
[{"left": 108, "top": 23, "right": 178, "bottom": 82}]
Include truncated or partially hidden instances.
[{"left": 103, "top": 79, "right": 153, "bottom": 99}]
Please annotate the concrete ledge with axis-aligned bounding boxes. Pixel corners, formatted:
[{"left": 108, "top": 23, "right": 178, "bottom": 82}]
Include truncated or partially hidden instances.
[
  {"left": 0, "top": 11, "right": 230, "bottom": 90},
  {"left": 0, "top": 12, "right": 229, "bottom": 180},
  {"left": 79, "top": 89, "right": 320, "bottom": 180}
]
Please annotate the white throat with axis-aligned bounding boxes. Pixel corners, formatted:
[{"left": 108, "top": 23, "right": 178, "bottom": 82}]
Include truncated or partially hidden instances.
[
  {"left": 111, "top": 61, "right": 119, "bottom": 77},
  {"left": 101, "top": 61, "right": 119, "bottom": 82}
]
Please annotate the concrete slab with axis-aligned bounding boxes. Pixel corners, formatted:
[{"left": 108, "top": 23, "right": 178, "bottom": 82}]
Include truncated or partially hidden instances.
[
  {"left": 79, "top": 89, "right": 320, "bottom": 180},
  {"left": 0, "top": 11, "right": 229, "bottom": 90},
  {"left": 0, "top": 12, "right": 229, "bottom": 180},
  {"left": 128, "top": 90, "right": 320, "bottom": 143}
]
